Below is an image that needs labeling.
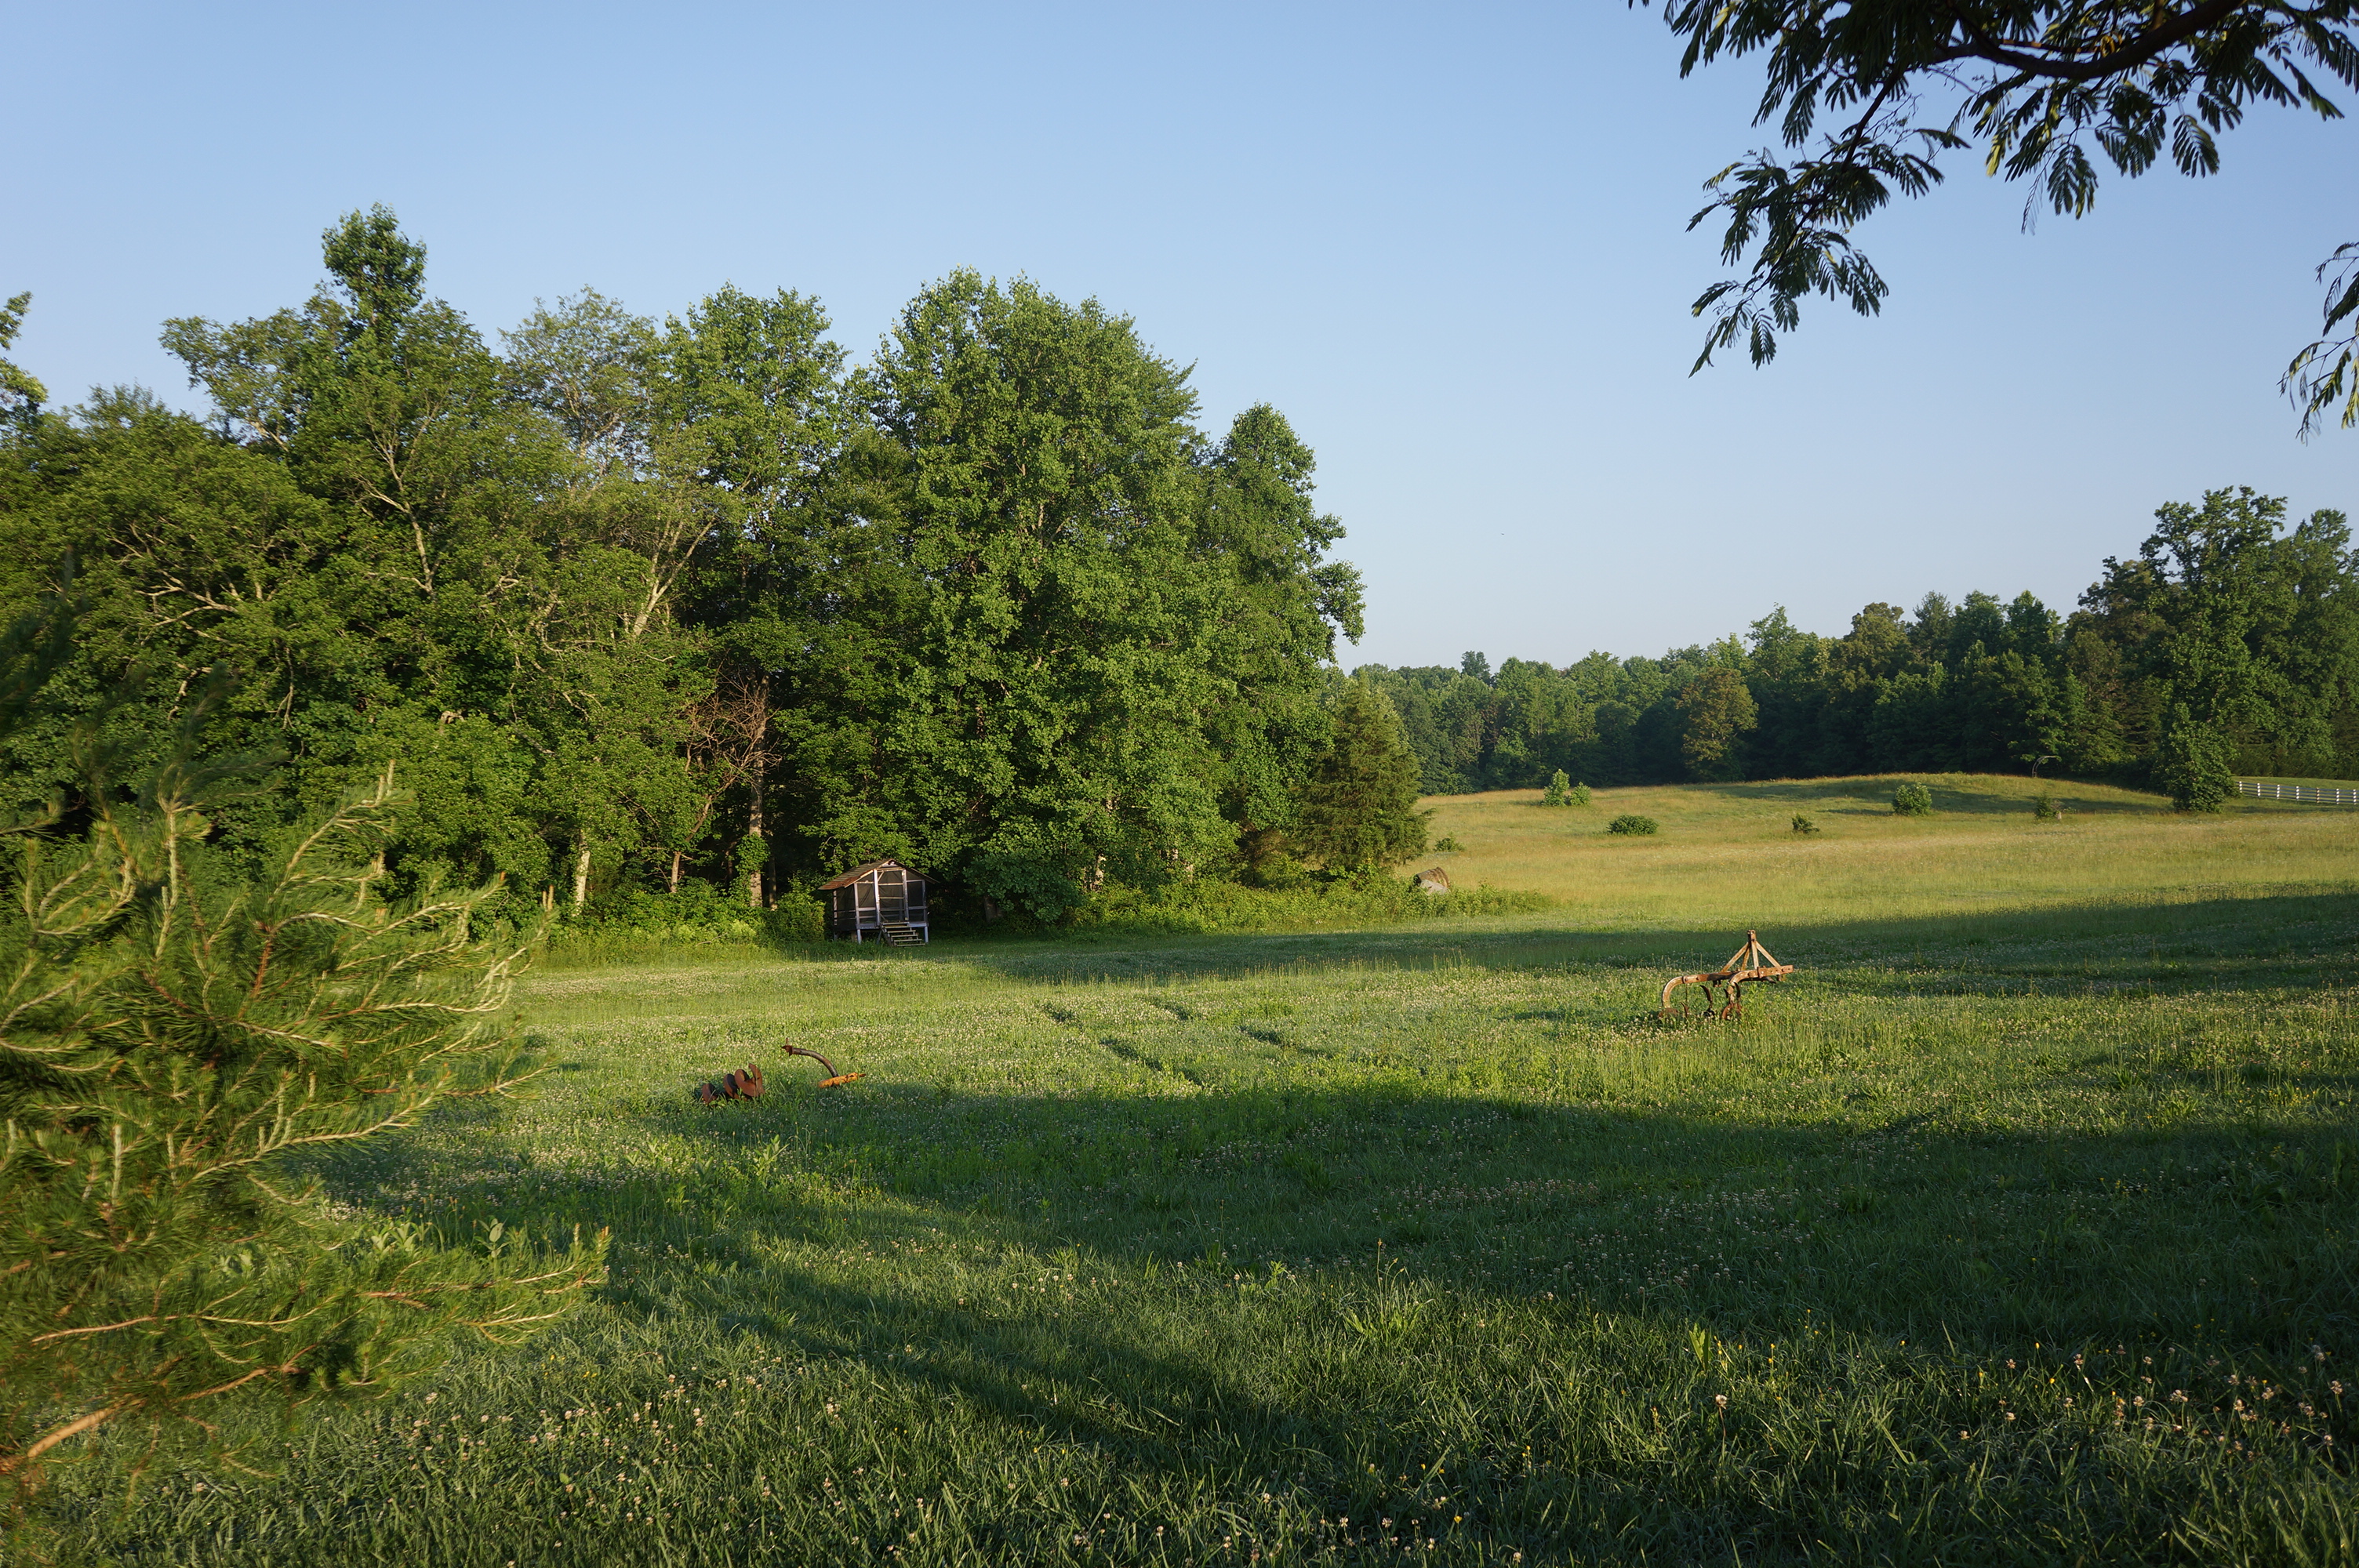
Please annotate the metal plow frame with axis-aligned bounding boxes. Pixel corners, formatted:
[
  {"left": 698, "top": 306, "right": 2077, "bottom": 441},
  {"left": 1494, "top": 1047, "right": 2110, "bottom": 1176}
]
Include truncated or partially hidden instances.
[
  {"left": 1659, "top": 930, "right": 1794, "bottom": 1020},
  {"left": 693, "top": 1045, "right": 865, "bottom": 1104}
]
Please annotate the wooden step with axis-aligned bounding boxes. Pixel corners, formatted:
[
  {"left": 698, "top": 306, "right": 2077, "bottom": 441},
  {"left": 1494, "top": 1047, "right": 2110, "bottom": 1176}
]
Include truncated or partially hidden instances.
[{"left": 879, "top": 923, "right": 925, "bottom": 946}]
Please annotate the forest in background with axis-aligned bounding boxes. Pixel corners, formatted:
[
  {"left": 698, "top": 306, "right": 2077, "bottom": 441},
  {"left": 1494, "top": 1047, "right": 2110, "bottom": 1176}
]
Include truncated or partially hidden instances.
[
  {"left": 1363, "top": 485, "right": 2358, "bottom": 809},
  {"left": 0, "top": 209, "right": 1429, "bottom": 932},
  {"left": 1, "top": 207, "right": 2350, "bottom": 941}
]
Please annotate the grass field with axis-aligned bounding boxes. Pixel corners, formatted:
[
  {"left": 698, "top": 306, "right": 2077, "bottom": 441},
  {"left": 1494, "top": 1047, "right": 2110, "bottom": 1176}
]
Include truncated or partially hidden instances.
[{"left": 40, "top": 776, "right": 2359, "bottom": 1564}]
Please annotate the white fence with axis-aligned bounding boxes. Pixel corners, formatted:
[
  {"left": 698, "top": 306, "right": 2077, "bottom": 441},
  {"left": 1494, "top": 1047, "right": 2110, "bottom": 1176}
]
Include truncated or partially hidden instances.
[{"left": 2236, "top": 779, "right": 2359, "bottom": 806}]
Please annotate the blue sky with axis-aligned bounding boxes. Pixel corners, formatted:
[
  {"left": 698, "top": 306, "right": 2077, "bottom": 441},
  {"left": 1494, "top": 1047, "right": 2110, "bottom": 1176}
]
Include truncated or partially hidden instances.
[{"left": 7, "top": 1, "right": 2353, "bottom": 669}]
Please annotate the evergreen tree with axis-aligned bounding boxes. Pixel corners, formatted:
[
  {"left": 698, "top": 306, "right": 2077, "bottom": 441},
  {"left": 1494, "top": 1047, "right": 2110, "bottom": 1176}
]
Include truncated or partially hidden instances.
[
  {"left": 0, "top": 647, "right": 602, "bottom": 1517},
  {"left": 2155, "top": 703, "right": 2235, "bottom": 811},
  {"left": 1294, "top": 679, "right": 1427, "bottom": 873}
]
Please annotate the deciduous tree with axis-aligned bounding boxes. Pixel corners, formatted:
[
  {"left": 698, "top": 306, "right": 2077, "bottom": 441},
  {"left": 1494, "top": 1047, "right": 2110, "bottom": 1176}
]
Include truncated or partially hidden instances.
[
  {"left": 1647, "top": 0, "right": 2359, "bottom": 430},
  {"left": 1676, "top": 662, "right": 1760, "bottom": 779}
]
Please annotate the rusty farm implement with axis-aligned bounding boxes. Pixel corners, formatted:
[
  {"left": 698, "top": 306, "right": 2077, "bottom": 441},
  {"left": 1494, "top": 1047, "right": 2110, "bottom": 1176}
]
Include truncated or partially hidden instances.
[
  {"left": 1659, "top": 930, "right": 1794, "bottom": 1020},
  {"left": 692, "top": 1044, "right": 863, "bottom": 1103}
]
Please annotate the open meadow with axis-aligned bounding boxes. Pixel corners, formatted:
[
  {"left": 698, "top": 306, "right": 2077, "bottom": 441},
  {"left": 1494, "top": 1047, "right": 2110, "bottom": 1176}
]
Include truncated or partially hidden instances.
[{"left": 43, "top": 776, "right": 2359, "bottom": 1565}]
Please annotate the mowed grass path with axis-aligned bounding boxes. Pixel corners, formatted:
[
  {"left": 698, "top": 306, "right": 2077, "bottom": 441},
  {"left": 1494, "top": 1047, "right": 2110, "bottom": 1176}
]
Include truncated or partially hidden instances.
[{"left": 47, "top": 778, "right": 2359, "bottom": 1565}]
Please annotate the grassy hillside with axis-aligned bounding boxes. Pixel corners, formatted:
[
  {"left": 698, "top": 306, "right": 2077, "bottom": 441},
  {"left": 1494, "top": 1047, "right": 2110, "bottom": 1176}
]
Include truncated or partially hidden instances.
[
  {"left": 1420, "top": 772, "right": 2352, "bottom": 927},
  {"left": 36, "top": 778, "right": 2359, "bottom": 1565}
]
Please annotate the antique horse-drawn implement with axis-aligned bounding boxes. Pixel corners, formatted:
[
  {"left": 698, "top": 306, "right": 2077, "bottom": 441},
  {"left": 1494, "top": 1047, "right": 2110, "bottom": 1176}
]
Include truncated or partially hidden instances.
[
  {"left": 1659, "top": 931, "right": 1794, "bottom": 1019},
  {"left": 692, "top": 1044, "right": 863, "bottom": 1103}
]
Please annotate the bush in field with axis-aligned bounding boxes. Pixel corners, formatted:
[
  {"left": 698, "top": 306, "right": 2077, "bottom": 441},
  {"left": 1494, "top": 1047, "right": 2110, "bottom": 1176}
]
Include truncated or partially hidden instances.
[
  {"left": 1892, "top": 782, "right": 1934, "bottom": 816},
  {"left": 2034, "top": 794, "right": 2065, "bottom": 820},
  {"left": 0, "top": 654, "right": 603, "bottom": 1521},
  {"left": 1542, "top": 770, "right": 1590, "bottom": 808},
  {"left": 1791, "top": 813, "right": 1819, "bottom": 835},
  {"left": 1607, "top": 814, "right": 1659, "bottom": 836}
]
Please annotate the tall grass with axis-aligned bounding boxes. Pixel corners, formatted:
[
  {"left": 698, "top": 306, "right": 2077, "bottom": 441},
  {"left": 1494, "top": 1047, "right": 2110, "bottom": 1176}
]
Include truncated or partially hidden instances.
[
  {"left": 1420, "top": 772, "right": 2357, "bottom": 930},
  {"left": 33, "top": 776, "right": 2359, "bottom": 1565}
]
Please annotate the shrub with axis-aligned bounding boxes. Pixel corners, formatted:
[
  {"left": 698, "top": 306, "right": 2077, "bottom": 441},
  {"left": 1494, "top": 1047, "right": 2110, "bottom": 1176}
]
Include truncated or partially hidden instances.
[
  {"left": 1542, "top": 773, "right": 1594, "bottom": 808},
  {"left": 766, "top": 887, "right": 827, "bottom": 941},
  {"left": 1432, "top": 835, "right": 1463, "bottom": 853},
  {"left": 1241, "top": 851, "right": 1310, "bottom": 889},
  {"left": 1892, "top": 782, "right": 1934, "bottom": 816},
  {"left": 564, "top": 880, "right": 762, "bottom": 942},
  {"left": 2033, "top": 794, "right": 2064, "bottom": 821},
  {"left": 1607, "top": 814, "right": 1659, "bottom": 836},
  {"left": 544, "top": 880, "right": 827, "bottom": 957},
  {"left": 1791, "top": 813, "right": 1819, "bottom": 835},
  {"left": 1056, "top": 875, "right": 1552, "bottom": 936}
]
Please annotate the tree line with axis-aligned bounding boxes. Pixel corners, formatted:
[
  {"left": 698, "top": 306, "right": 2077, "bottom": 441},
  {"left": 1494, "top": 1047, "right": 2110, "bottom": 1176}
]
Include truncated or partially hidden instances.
[
  {"left": 0, "top": 209, "right": 1424, "bottom": 928},
  {"left": 1363, "top": 485, "right": 2357, "bottom": 811}
]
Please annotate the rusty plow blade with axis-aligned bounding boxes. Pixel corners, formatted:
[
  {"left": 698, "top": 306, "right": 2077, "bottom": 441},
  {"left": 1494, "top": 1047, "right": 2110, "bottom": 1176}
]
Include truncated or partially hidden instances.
[
  {"left": 693, "top": 1061, "right": 766, "bottom": 1104},
  {"left": 786, "top": 1043, "right": 863, "bottom": 1088},
  {"left": 1659, "top": 930, "right": 1794, "bottom": 1021}
]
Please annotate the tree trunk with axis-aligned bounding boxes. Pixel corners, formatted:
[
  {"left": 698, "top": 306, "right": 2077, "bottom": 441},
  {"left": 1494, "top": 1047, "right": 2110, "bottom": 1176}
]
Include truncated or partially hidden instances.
[
  {"left": 572, "top": 830, "right": 591, "bottom": 908},
  {"left": 669, "top": 848, "right": 683, "bottom": 895},
  {"left": 743, "top": 674, "right": 769, "bottom": 909}
]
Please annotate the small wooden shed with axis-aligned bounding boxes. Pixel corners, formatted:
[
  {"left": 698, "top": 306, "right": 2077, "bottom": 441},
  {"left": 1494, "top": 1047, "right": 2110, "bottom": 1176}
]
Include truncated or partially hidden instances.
[{"left": 820, "top": 860, "right": 931, "bottom": 945}]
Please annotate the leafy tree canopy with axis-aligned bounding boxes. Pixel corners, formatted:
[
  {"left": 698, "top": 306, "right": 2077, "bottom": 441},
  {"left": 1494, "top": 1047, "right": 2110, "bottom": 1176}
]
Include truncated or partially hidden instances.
[
  {"left": 0, "top": 295, "right": 43, "bottom": 429},
  {"left": 1645, "top": 0, "right": 2359, "bottom": 430},
  {"left": 8, "top": 218, "right": 1375, "bottom": 930}
]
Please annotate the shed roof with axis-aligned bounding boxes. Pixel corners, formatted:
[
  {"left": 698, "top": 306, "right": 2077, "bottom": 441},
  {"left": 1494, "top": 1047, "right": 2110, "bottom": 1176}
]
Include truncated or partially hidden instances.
[{"left": 817, "top": 858, "right": 926, "bottom": 891}]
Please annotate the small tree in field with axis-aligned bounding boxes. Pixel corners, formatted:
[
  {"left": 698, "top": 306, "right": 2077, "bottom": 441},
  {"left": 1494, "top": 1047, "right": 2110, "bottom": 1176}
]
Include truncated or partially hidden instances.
[
  {"left": 1294, "top": 679, "right": 1428, "bottom": 874},
  {"left": 2155, "top": 705, "right": 2234, "bottom": 812},
  {"left": 0, "top": 652, "right": 604, "bottom": 1522},
  {"left": 1542, "top": 770, "right": 1594, "bottom": 808},
  {"left": 1892, "top": 782, "right": 1934, "bottom": 816}
]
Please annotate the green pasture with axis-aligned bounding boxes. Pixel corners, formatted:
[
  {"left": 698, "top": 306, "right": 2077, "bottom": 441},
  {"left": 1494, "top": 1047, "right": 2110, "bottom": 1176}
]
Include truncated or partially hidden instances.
[{"left": 42, "top": 777, "right": 2359, "bottom": 1564}]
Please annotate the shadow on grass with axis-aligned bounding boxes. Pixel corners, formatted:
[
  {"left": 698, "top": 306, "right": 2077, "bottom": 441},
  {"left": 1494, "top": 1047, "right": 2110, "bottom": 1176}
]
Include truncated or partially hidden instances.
[
  {"left": 317, "top": 1060, "right": 2359, "bottom": 1371},
  {"left": 1677, "top": 775, "right": 2162, "bottom": 817},
  {"left": 242, "top": 868, "right": 2359, "bottom": 1567},
  {"left": 881, "top": 888, "right": 2359, "bottom": 992},
  {"left": 279, "top": 1065, "right": 2359, "bottom": 1564}
]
